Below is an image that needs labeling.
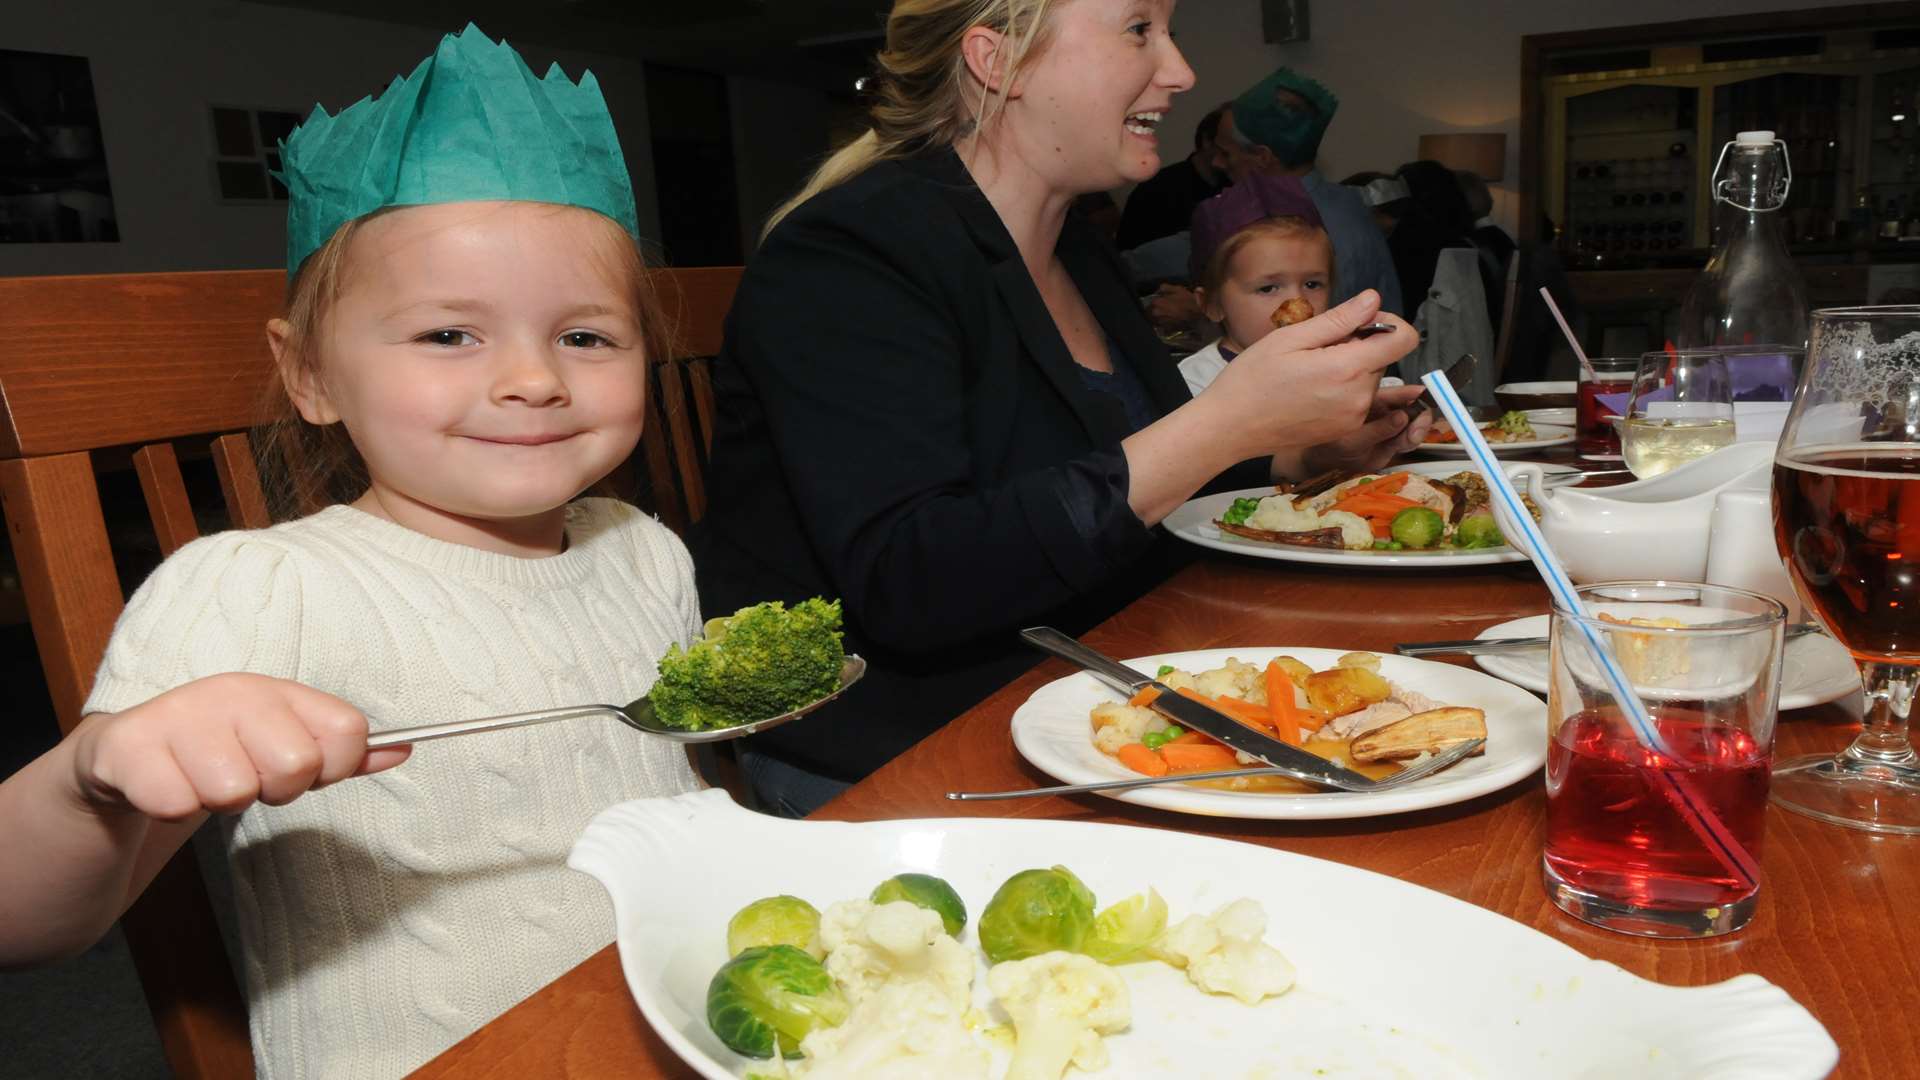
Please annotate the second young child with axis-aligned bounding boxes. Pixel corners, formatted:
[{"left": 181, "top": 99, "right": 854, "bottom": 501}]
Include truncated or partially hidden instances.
[{"left": 1179, "top": 173, "right": 1336, "bottom": 397}]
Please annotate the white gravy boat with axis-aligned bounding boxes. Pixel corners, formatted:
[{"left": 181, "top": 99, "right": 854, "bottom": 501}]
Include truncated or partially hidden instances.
[{"left": 1500, "top": 442, "right": 1776, "bottom": 583}]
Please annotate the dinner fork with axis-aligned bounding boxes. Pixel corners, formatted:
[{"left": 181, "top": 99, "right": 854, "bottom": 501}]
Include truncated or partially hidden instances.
[{"left": 946, "top": 738, "right": 1486, "bottom": 802}]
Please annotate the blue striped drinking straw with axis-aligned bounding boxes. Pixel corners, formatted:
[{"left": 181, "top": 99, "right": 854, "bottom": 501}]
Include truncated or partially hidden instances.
[{"left": 1419, "top": 373, "right": 1759, "bottom": 890}]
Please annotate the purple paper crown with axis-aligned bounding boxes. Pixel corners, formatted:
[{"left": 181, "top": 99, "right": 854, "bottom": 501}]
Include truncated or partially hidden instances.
[{"left": 1189, "top": 173, "right": 1324, "bottom": 280}]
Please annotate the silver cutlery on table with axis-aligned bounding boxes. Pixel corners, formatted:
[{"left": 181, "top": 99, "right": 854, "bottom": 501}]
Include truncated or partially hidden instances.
[
  {"left": 947, "top": 744, "right": 1486, "bottom": 802},
  {"left": 946, "top": 628, "right": 1485, "bottom": 801},
  {"left": 364, "top": 656, "right": 867, "bottom": 749},
  {"left": 1394, "top": 622, "right": 1824, "bottom": 658}
]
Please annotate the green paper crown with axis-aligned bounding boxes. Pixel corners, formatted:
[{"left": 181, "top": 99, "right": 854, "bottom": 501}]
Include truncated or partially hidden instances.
[
  {"left": 275, "top": 23, "right": 640, "bottom": 277},
  {"left": 1233, "top": 67, "right": 1340, "bottom": 167}
]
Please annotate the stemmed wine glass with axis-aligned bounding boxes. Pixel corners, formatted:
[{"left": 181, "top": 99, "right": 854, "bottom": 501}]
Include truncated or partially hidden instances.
[{"left": 1771, "top": 306, "right": 1920, "bottom": 833}]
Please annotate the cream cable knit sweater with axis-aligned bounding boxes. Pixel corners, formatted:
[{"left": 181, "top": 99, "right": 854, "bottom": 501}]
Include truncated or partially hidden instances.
[{"left": 83, "top": 499, "right": 702, "bottom": 1079}]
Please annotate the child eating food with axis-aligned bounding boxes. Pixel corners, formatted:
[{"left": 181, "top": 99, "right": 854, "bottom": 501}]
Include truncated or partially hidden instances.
[
  {"left": 1179, "top": 173, "right": 1336, "bottom": 397},
  {"left": 0, "top": 25, "right": 705, "bottom": 1077}
]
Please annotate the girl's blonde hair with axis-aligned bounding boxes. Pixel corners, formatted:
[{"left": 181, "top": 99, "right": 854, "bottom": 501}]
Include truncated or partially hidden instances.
[
  {"left": 1197, "top": 216, "right": 1334, "bottom": 295},
  {"left": 763, "top": 0, "right": 1058, "bottom": 238},
  {"left": 257, "top": 206, "right": 673, "bottom": 521}
]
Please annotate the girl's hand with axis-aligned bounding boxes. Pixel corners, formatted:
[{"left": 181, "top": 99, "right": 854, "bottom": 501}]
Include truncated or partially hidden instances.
[
  {"left": 1198, "top": 291, "right": 1416, "bottom": 460},
  {"left": 1300, "top": 386, "right": 1436, "bottom": 475},
  {"left": 69, "top": 674, "right": 410, "bottom": 821}
]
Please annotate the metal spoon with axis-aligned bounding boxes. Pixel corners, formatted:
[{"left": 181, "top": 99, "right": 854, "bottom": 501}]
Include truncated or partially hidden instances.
[{"left": 364, "top": 656, "right": 866, "bottom": 749}]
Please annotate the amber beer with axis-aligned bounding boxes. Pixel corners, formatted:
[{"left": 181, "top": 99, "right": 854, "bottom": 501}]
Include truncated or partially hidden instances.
[{"left": 1773, "top": 445, "right": 1920, "bottom": 661}]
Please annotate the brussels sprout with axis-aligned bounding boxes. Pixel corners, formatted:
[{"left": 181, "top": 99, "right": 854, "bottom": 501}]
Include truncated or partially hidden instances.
[
  {"left": 1084, "top": 887, "right": 1168, "bottom": 965},
  {"left": 706, "top": 945, "right": 849, "bottom": 1059},
  {"left": 1453, "top": 510, "right": 1505, "bottom": 549},
  {"left": 870, "top": 873, "right": 967, "bottom": 937},
  {"left": 1389, "top": 507, "right": 1445, "bottom": 549},
  {"left": 727, "top": 895, "right": 824, "bottom": 959},
  {"left": 978, "top": 866, "right": 1096, "bottom": 964}
]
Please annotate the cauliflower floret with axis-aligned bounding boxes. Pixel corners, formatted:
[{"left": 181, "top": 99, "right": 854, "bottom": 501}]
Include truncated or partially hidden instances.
[
  {"left": 987, "top": 951, "right": 1131, "bottom": 1080},
  {"left": 819, "top": 899, "right": 873, "bottom": 952},
  {"left": 1090, "top": 702, "right": 1167, "bottom": 755},
  {"left": 792, "top": 978, "right": 989, "bottom": 1080},
  {"left": 1152, "top": 899, "right": 1296, "bottom": 1006},
  {"left": 1190, "top": 658, "right": 1266, "bottom": 704},
  {"left": 819, "top": 901, "right": 972, "bottom": 1010},
  {"left": 1246, "top": 498, "right": 1373, "bottom": 549}
]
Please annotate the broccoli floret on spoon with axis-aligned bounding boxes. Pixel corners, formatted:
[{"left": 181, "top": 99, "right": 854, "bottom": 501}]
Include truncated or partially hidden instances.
[{"left": 652, "top": 598, "right": 845, "bottom": 731}]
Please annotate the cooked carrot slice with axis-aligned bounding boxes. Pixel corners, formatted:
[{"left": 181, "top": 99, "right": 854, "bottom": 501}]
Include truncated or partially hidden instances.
[{"left": 1116, "top": 742, "right": 1169, "bottom": 777}]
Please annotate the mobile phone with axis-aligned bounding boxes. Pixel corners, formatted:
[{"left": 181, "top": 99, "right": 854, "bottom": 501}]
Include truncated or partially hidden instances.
[{"left": 1352, "top": 322, "right": 1396, "bottom": 339}]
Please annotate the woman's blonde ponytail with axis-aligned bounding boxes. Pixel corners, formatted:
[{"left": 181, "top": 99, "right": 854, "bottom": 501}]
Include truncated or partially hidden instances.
[{"left": 762, "top": 0, "right": 1056, "bottom": 239}]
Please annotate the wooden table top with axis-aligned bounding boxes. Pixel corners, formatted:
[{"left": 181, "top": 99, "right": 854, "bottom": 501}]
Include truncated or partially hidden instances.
[{"left": 413, "top": 555, "right": 1917, "bottom": 1079}]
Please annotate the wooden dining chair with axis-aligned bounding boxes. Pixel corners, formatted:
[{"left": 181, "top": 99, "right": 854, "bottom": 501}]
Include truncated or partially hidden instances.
[
  {"left": 0, "top": 262, "right": 743, "bottom": 1080},
  {"left": 640, "top": 267, "right": 737, "bottom": 531},
  {"left": 0, "top": 269, "right": 284, "bottom": 1079}
]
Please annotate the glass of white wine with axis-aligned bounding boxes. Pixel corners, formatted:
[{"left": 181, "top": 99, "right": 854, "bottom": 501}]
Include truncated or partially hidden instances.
[{"left": 1621, "top": 349, "right": 1737, "bottom": 478}]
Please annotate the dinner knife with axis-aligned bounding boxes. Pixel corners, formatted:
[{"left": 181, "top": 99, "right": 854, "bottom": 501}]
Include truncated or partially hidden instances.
[
  {"left": 1396, "top": 621, "right": 1824, "bottom": 658},
  {"left": 1020, "top": 627, "right": 1380, "bottom": 791},
  {"left": 1394, "top": 637, "right": 1547, "bottom": 657}
]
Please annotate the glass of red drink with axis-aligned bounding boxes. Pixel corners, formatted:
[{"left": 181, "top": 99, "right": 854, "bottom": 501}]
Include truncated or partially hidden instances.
[
  {"left": 1770, "top": 305, "right": 1920, "bottom": 834},
  {"left": 1576, "top": 356, "right": 1638, "bottom": 460},
  {"left": 1544, "top": 581, "right": 1786, "bottom": 937}
]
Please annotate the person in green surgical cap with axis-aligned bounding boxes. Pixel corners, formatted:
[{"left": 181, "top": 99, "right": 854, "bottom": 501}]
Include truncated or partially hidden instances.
[
  {"left": 0, "top": 25, "right": 705, "bottom": 1078},
  {"left": 1212, "top": 67, "right": 1403, "bottom": 318}
]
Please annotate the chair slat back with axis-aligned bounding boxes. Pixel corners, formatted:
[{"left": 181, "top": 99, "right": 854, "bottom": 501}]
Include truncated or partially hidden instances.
[
  {"left": 212, "top": 433, "right": 272, "bottom": 529},
  {"left": 132, "top": 443, "right": 203, "bottom": 557},
  {"left": 0, "top": 451, "right": 126, "bottom": 728},
  {"left": 655, "top": 359, "right": 708, "bottom": 525}
]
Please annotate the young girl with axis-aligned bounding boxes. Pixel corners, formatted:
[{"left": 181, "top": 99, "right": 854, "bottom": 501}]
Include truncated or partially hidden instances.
[
  {"left": 0, "top": 25, "right": 701, "bottom": 1077},
  {"left": 1179, "top": 172, "right": 1336, "bottom": 397}
]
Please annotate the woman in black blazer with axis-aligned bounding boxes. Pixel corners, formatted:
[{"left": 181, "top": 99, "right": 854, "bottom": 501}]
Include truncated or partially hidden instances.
[{"left": 692, "top": 0, "right": 1427, "bottom": 814}]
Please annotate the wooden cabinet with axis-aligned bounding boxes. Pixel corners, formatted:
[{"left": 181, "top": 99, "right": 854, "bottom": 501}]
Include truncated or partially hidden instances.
[
  {"left": 1522, "top": 8, "right": 1920, "bottom": 263},
  {"left": 1545, "top": 50, "right": 1920, "bottom": 263}
]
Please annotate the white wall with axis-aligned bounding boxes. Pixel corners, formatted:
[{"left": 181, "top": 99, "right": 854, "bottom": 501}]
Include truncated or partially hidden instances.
[
  {"left": 728, "top": 75, "right": 834, "bottom": 248},
  {"left": 1, "top": 0, "right": 661, "bottom": 276},
  {"left": 1159, "top": 0, "right": 1868, "bottom": 235}
]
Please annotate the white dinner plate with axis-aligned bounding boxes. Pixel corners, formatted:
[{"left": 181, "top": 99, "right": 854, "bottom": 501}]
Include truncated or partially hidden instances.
[
  {"left": 1472, "top": 615, "right": 1862, "bottom": 711},
  {"left": 1418, "top": 422, "right": 1576, "bottom": 456},
  {"left": 572, "top": 789, "right": 1837, "bottom": 1080},
  {"left": 1164, "top": 487, "right": 1529, "bottom": 568},
  {"left": 1387, "top": 458, "right": 1582, "bottom": 482},
  {"left": 1010, "top": 647, "right": 1547, "bottom": 820}
]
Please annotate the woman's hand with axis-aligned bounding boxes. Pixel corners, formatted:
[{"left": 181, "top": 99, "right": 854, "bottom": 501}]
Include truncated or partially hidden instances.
[
  {"left": 1195, "top": 291, "right": 1416, "bottom": 462},
  {"left": 1146, "top": 284, "right": 1204, "bottom": 330},
  {"left": 1299, "top": 386, "right": 1436, "bottom": 475},
  {"left": 69, "top": 674, "right": 410, "bottom": 820}
]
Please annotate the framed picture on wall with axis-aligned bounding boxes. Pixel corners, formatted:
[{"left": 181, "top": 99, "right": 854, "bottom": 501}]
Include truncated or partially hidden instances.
[
  {"left": 0, "top": 48, "right": 118, "bottom": 243},
  {"left": 209, "top": 104, "right": 303, "bottom": 204}
]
